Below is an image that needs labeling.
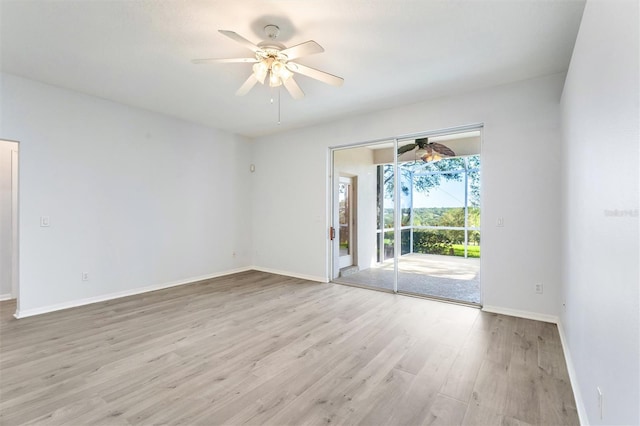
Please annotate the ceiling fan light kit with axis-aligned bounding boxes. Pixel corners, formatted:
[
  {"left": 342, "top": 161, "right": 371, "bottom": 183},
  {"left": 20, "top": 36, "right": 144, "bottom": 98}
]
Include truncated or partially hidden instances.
[
  {"left": 192, "top": 25, "right": 344, "bottom": 101},
  {"left": 414, "top": 147, "right": 429, "bottom": 161},
  {"left": 420, "top": 149, "right": 443, "bottom": 163}
]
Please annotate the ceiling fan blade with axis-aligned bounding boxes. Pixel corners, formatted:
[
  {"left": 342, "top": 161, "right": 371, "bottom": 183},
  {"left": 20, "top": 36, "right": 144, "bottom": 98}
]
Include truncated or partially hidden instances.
[
  {"left": 397, "top": 143, "right": 418, "bottom": 155},
  {"left": 430, "top": 142, "right": 456, "bottom": 157},
  {"left": 287, "top": 62, "right": 344, "bottom": 87},
  {"left": 280, "top": 40, "right": 324, "bottom": 60},
  {"left": 192, "top": 58, "right": 258, "bottom": 64},
  {"left": 218, "top": 30, "right": 260, "bottom": 53},
  {"left": 283, "top": 77, "right": 305, "bottom": 100},
  {"left": 236, "top": 74, "right": 258, "bottom": 96}
]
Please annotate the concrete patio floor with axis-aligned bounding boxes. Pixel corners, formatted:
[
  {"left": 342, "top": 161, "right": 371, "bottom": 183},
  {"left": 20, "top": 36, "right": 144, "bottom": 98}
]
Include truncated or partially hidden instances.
[{"left": 333, "top": 253, "right": 481, "bottom": 304}]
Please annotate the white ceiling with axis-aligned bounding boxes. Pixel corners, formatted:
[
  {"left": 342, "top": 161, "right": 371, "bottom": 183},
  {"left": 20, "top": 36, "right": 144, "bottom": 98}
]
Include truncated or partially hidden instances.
[{"left": 0, "top": 0, "right": 585, "bottom": 138}]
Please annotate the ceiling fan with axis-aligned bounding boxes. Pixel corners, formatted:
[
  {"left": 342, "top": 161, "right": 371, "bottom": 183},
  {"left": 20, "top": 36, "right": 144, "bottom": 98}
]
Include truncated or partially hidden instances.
[
  {"left": 192, "top": 25, "right": 344, "bottom": 100},
  {"left": 397, "top": 138, "right": 456, "bottom": 162}
]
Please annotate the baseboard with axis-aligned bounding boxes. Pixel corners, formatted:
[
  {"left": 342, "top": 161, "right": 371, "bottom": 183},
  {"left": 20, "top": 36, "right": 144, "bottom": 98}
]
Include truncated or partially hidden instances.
[
  {"left": 557, "top": 320, "right": 588, "bottom": 425},
  {"left": 481, "top": 305, "right": 559, "bottom": 324},
  {"left": 0, "top": 293, "right": 14, "bottom": 301},
  {"left": 14, "top": 266, "right": 252, "bottom": 319},
  {"left": 250, "top": 266, "right": 328, "bottom": 283}
]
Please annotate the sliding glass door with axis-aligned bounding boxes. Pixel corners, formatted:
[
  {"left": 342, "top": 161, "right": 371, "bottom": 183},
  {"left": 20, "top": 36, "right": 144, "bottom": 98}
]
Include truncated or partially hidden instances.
[
  {"left": 332, "top": 141, "right": 394, "bottom": 291},
  {"left": 331, "top": 128, "right": 482, "bottom": 306}
]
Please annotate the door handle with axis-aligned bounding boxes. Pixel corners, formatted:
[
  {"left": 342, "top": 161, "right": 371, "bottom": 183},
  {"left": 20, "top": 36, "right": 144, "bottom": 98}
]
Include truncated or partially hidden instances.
[{"left": 329, "top": 227, "right": 336, "bottom": 240}]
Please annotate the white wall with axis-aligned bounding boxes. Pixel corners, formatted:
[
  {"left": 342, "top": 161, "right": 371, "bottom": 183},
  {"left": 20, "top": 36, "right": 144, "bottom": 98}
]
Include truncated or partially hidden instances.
[
  {"left": 0, "top": 140, "right": 18, "bottom": 299},
  {"left": 252, "top": 73, "right": 565, "bottom": 318},
  {"left": 560, "top": 0, "right": 639, "bottom": 424},
  {"left": 0, "top": 73, "right": 253, "bottom": 316},
  {"left": 333, "top": 146, "right": 378, "bottom": 272}
]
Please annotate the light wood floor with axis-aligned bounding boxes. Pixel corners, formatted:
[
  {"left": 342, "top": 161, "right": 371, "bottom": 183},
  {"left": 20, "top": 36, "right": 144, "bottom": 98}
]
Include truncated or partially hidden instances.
[{"left": 0, "top": 271, "right": 578, "bottom": 425}]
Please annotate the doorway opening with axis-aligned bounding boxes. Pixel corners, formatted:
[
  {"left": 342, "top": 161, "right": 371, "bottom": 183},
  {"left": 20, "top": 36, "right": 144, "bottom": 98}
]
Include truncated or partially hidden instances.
[
  {"left": 1, "top": 140, "right": 19, "bottom": 303},
  {"left": 330, "top": 127, "right": 482, "bottom": 306}
]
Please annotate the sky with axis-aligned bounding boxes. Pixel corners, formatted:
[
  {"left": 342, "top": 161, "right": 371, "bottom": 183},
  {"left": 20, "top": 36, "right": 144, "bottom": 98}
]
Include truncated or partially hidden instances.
[
  {"left": 413, "top": 179, "right": 466, "bottom": 208},
  {"left": 385, "top": 178, "right": 466, "bottom": 209}
]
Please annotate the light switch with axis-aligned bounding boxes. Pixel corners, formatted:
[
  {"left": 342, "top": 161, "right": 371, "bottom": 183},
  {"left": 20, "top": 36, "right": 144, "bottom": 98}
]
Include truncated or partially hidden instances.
[{"left": 40, "top": 216, "right": 50, "bottom": 227}]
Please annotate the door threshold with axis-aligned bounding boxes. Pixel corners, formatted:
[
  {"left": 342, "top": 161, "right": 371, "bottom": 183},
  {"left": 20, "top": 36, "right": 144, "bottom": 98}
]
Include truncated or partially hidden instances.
[
  {"left": 331, "top": 280, "right": 395, "bottom": 294},
  {"left": 331, "top": 280, "right": 481, "bottom": 309},
  {"left": 331, "top": 278, "right": 482, "bottom": 309},
  {"left": 338, "top": 265, "right": 360, "bottom": 277},
  {"left": 398, "top": 290, "right": 481, "bottom": 308}
]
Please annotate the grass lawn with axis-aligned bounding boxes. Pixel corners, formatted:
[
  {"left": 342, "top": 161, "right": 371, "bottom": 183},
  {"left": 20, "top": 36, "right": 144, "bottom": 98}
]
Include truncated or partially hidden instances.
[{"left": 452, "top": 244, "right": 481, "bottom": 258}]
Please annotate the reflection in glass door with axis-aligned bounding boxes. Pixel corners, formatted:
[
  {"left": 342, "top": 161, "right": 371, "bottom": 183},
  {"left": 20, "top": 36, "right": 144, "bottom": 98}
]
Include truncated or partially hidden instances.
[
  {"left": 377, "top": 165, "right": 395, "bottom": 263},
  {"left": 338, "top": 176, "right": 353, "bottom": 269}
]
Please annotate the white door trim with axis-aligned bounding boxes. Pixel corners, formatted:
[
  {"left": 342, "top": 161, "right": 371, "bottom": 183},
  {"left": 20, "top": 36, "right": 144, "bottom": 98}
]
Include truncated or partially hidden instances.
[{"left": 11, "top": 148, "right": 19, "bottom": 299}]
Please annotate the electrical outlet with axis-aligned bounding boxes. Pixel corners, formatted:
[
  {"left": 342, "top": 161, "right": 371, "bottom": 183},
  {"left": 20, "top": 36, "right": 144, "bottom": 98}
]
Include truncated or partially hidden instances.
[
  {"left": 40, "top": 216, "right": 50, "bottom": 227},
  {"left": 597, "top": 387, "right": 603, "bottom": 419},
  {"left": 82, "top": 272, "right": 89, "bottom": 281},
  {"left": 535, "top": 283, "right": 543, "bottom": 294}
]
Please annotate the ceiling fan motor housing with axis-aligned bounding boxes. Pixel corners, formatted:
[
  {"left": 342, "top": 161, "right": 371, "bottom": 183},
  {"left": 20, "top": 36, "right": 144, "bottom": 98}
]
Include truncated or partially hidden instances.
[{"left": 264, "top": 25, "right": 280, "bottom": 40}]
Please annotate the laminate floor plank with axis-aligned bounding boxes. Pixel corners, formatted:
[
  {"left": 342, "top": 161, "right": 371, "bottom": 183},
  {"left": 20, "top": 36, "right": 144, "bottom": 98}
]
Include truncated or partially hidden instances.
[
  {"left": 485, "top": 314, "right": 517, "bottom": 369},
  {"left": 0, "top": 271, "right": 579, "bottom": 425},
  {"left": 439, "top": 331, "right": 490, "bottom": 403},
  {"left": 461, "top": 402, "right": 504, "bottom": 425},
  {"left": 470, "top": 358, "right": 510, "bottom": 413},
  {"left": 504, "top": 361, "right": 541, "bottom": 424},
  {"left": 510, "top": 318, "right": 541, "bottom": 370},
  {"left": 306, "top": 334, "right": 415, "bottom": 425},
  {"left": 422, "top": 393, "right": 468, "bottom": 426},
  {"left": 258, "top": 329, "right": 413, "bottom": 425},
  {"left": 351, "top": 368, "right": 415, "bottom": 426},
  {"left": 385, "top": 342, "right": 459, "bottom": 426},
  {"left": 537, "top": 371, "right": 580, "bottom": 425},
  {"left": 21, "top": 397, "right": 114, "bottom": 426}
]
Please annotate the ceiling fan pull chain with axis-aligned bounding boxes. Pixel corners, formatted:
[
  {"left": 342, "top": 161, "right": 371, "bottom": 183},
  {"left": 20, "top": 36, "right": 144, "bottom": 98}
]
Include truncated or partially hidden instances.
[{"left": 278, "top": 88, "right": 281, "bottom": 125}]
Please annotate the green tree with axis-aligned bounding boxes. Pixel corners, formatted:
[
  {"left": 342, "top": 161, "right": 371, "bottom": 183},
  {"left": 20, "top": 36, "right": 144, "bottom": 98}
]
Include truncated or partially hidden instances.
[
  {"left": 377, "top": 155, "right": 482, "bottom": 255},
  {"left": 382, "top": 157, "right": 468, "bottom": 198}
]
